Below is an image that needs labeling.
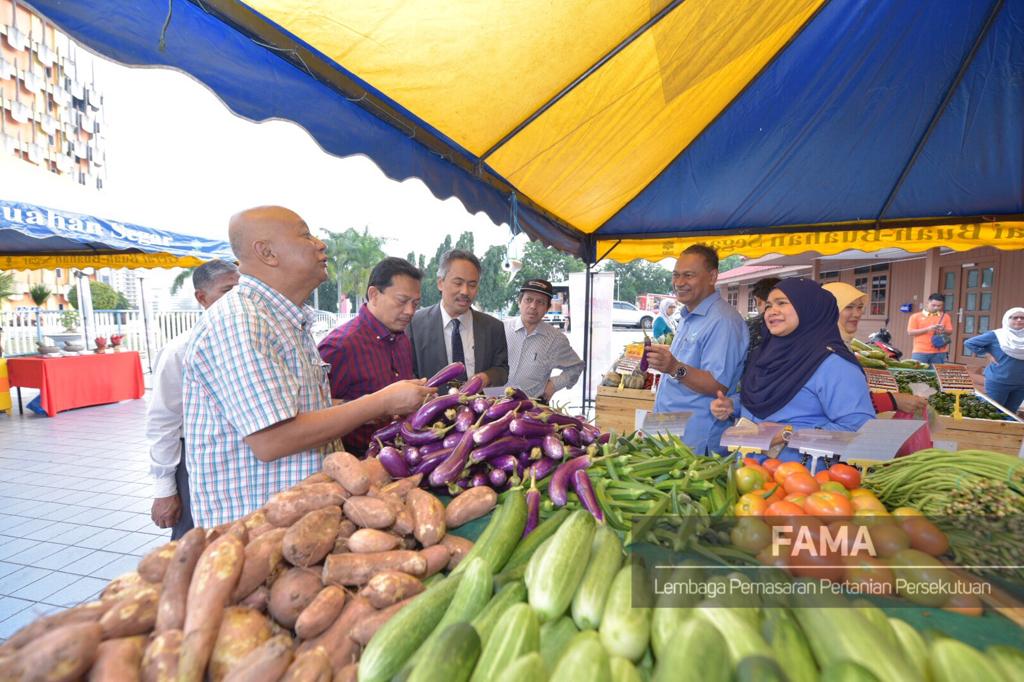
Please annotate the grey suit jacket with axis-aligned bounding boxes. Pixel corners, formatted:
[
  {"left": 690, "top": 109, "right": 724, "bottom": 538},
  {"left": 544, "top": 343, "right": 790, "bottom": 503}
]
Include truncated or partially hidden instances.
[{"left": 408, "top": 304, "right": 509, "bottom": 387}]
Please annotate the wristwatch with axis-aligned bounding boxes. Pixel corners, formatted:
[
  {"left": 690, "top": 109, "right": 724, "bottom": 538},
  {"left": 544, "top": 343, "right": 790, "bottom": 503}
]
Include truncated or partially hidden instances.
[{"left": 673, "top": 363, "right": 688, "bottom": 381}]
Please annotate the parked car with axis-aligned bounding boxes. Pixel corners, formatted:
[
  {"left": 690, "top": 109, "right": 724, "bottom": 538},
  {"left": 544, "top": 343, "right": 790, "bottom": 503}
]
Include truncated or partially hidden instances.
[
  {"left": 543, "top": 310, "right": 566, "bottom": 329},
  {"left": 612, "top": 300, "right": 652, "bottom": 329}
]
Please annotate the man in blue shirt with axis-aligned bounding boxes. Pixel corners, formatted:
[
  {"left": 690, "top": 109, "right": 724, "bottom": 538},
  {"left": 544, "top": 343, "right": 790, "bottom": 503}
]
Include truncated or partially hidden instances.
[{"left": 646, "top": 244, "right": 749, "bottom": 454}]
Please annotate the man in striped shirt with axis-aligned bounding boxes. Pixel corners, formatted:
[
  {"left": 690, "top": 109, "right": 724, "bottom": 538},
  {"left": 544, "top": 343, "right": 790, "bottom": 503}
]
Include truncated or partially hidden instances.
[
  {"left": 504, "top": 278, "right": 584, "bottom": 401},
  {"left": 319, "top": 257, "right": 420, "bottom": 455},
  {"left": 183, "top": 206, "right": 434, "bottom": 527}
]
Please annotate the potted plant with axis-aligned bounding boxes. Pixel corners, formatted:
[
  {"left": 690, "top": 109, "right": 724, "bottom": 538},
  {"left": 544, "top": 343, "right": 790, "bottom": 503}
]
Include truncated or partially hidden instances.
[
  {"left": 60, "top": 309, "right": 79, "bottom": 332},
  {"left": 28, "top": 283, "right": 51, "bottom": 343}
]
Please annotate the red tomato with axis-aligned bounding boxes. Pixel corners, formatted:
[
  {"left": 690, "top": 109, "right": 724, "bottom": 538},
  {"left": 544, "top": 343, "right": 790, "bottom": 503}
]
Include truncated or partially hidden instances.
[
  {"left": 804, "top": 491, "right": 853, "bottom": 518},
  {"left": 774, "top": 462, "right": 809, "bottom": 485},
  {"left": 743, "top": 457, "right": 762, "bottom": 468},
  {"left": 943, "top": 592, "right": 983, "bottom": 617},
  {"left": 753, "top": 485, "right": 786, "bottom": 505},
  {"left": 735, "top": 493, "right": 768, "bottom": 517},
  {"left": 828, "top": 463, "right": 862, "bottom": 490},
  {"left": 782, "top": 472, "right": 820, "bottom": 496},
  {"left": 900, "top": 517, "right": 950, "bottom": 557},
  {"left": 784, "top": 493, "right": 807, "bottom": 508},
  {"left": 820, "top": 481, "right": 851, "bottom": 498},
  {"left": 814, "top": 470, "right": 832, "bottom": 485},
  {"left": 735, "top": 467, "right": 766, "bottom": 494},
  {"left": 867, "top": 523, "right": 911, "bottom": 558},
  {"left": 844, "top": 555, "right": 896, "bottom": 593},
  {"left": 757, "top": 545, "right": 789, "bottom": 569},
  {"left": 788, "top": 544, "right": 846, "bottom": 583},
  {"left": 764, "top": 501, "right": 807, "bottom": 526},
  {"left": 851, "top": 495, "right": 887, "bottom": 513},
  {"left": 730, "top": 517, "right": 773, "bottom": 554},
  {"left": 762, "top": 458, "right": 783, "bottom": 475}
]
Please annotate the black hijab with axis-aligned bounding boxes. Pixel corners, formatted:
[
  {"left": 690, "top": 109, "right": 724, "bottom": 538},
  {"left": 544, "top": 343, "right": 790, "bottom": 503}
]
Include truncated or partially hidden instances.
[{"left": 741, "top": 278, "right": 863, "bottom": 419}]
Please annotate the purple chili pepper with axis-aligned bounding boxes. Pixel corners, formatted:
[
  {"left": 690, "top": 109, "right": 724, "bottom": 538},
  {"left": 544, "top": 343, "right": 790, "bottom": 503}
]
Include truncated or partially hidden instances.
[
  {"left": 541, "top": 433, "right": 565, "bottom": 460},
  {"left": 472, "top": 411, "right": 516, "bottom": 446},
  {"left": 370, "top": 420, "right": 403, "bottom": 444},
  {"left": 412, "top": 446, "right": 455, "bottom": 476},
  {"left": 409, "top": 392, "right": 463, "bottom": 430},
  {"left": 425, "top": 362, "right": 466, "bottom": 388},
  {"left": 377, "top": 446, "right": 411, "bottom": 478},
  {"left": 428, "top": 430, "right": 475, "bottom": 487},
  {"left": 471, "top": 396, "right": 491, "bottom": 414},
  {"left": 561, "top": 426, "right": 582, "bottom": 446},
  {"left": 549, "top": 456, "right": 591, "bottom": 507},
  {"left": 509, "top": 418, "right": 556, "bottom": 438},
  {"left": 459, "top": 374, "right": 485, "bottom": 395},
  {"left": 572, "top": 469, "right": 604, "bottom": 522},
  {"left": 488, "top": 468, "right": 508, "bottom": 488},
  {"left": 400, "top": 420, "right": 448, "bottom": 445},
  {"left": 403, "top": 446, "right": 421, "bottom": 467},
  {"left": 469, "top": 436, "right": 530, "bottom": 464},
  {"left": 523, "top": 474, "right": 540, "bottom": 537}
]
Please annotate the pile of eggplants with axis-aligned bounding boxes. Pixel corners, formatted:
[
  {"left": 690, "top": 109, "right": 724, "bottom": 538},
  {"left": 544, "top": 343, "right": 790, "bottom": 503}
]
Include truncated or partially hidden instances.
[{"left": 367, "top": 362, "right": 609, "bottom": 524}]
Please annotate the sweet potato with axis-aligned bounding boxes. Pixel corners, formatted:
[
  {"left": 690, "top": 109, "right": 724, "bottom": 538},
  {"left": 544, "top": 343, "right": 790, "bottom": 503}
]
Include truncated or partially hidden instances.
[
  {"left": 335, "top": 663, "right": 359, "bottom": 682},
  {"left": 296, "top": 595, "right": 372, "bottom": 674},
  {"left": 88, "top": 635, "right": 145, "bottom": 682},
  {"left": 242, "top": 509, "right": 268, "bottom": 530},
  {"left": 17, "top": 622, "right": 102, "bottom": 682},
  {"left": 337, "top": 519, "right": 357, "bottom": 540},
  {"left": 346, "top": 528, "right": 402, "bottom": 554},
  {"left": 350, "top": 597, "right": 415, "bottom": 646},
  {"left": 419, "top": 545, "right": 451, "bottom": 578},
  {"left": 237, "top": 586, "right": 270, "bottom": 613},
  {"left": 368, "top": 489, "right": 405, "bottom": 517},
  {"left": 323, "top": 452, "right": 371, "bottom": 496},
  {"left": 407, "top": 488, "right": 446, "bottom": 546},
  {"left": 283, "top": 506, "right": 342, "bottom": 568},
  {"left": 359, "top": 571, "right": 423, "bottom": 609},
  {"left": 268, "top": 567, "right": 322, "bottom": 629},
  {"left": 280, "top": 649, "right": 332, "bottom": 682},
  {"left": 378, "top": 473, "right": 423, "bottom": 499},
  {"left": 100, "top": 572, "right": 146, "bottom": 602},
  {"left": 179, "top": 533, "right": 245, "bottom": 682},
  {"left": 155, "top": 527, "right": 206, "bottom": 632},
  {"left": 440, "top": 534, "right": 474, "bottom": 570},
  {"left": 248, "top": 523, "right": 276, "bottom": 541},
  {"left": 294, "top": 586, "right": 347, "bottom": 640},
  {"left": 141, "top": 629, "right": 181, "bottom": 682},
  {"left": 295, "top": 471, "right": 332, "bottom": 488},
  {"left": 362, "top": 457, "right": 391, "bottom": 487},
  {"left": 342, "top": 496, "right": 395, "bottom": 529},
  {"left": 99, "top": 584, "right": 159, "bottom": 638},
  {"left": 322, "top": 551, "right": 426, "bottom": 587},
  {"left": 444, "top": 486, "right": 497, "bottom": 528},
  {"left": 232, "top": 528, "right": 287, "bottom": 602},
  {"left": 391, "top": 508, "right": 415, "bottom": 537},
  {"left": 137, "top": 541, "right": 179, "bottom": 583},
  {"left": 266, "top": 482, "right": 347, "bottom": 527},
  {"left": 222, "top": 634, "right": 293, "bottom": 682},
  {"left": 0, "top": 601, "right": 111, "bottom": 652},
  {"left": 208, "top": 607, "right": 274, "bottom": 682}
]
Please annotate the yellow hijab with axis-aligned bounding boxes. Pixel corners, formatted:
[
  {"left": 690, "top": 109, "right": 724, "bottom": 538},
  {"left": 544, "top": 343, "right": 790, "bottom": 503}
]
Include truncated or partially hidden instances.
[{"left": 822, "top": 282, "right": 867, "bottom": 344}]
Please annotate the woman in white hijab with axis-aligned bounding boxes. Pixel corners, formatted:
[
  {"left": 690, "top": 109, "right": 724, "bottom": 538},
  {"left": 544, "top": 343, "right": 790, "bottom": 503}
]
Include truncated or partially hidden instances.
[
  {"left": 652, "top": 298, "right": 677, "bottom": 339},
  {"left": 964, "top": 307, "right": 1024, "bottom": 413}
]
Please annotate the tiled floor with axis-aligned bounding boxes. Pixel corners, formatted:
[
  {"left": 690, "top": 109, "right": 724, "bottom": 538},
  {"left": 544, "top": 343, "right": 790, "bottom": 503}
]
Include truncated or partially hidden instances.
[{"left": 0, "top": 390, "right": 168, "bottom": 642}]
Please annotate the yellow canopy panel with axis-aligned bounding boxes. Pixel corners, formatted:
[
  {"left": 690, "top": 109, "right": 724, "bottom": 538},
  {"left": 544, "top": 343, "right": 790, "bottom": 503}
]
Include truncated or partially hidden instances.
[
  {"left": 599, "top": 221, "right": 1024, "bottom": 263},
  {"left": 0, "top": 253, "right": 211, "bottom": 270}
]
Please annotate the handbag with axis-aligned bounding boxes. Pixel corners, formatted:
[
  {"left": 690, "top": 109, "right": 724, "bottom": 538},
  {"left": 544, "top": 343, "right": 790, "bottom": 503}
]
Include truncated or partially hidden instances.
[
  {"left": 929, "top": 314, "right": 950, "bottom": 349},
  {"left": 894, "top": 407, "right": 933, "bottom": 457}
]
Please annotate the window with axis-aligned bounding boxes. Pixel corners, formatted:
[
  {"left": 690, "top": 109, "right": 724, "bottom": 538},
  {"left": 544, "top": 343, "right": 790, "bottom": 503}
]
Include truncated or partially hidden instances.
[
  {"left": 817, "top": 270, "right": 839, "bottom": 283},
  {"left": 747, "top": 292, "right": 759, "bottom": 315},
  {"left": 869, "top": 274, "right": 887, "bottom": 315},
  {"left": 727, "top": 286, "right": 738, "bottom": 308},
  {"left": 55, "top": 268, "right": 63, "bottom": 278}
]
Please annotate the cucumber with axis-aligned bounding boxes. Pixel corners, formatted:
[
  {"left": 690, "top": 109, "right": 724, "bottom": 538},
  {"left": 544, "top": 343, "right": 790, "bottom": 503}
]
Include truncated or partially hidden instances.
[
  {"left": 767, "top": 618, "right": 816, "bottom": 682},
  {"left": 929, "top": 639, "right": 1004, "bottom": 682},
  {"left": 493, "top": 652, "right": 547, "bottom": 682},
  {"left": 599, "top": 563, "right": 651, "bottom": 663},
  {"left": 550, "top": 631, "right": 610, "bottom": 682},
  {"left": 851, "top": 601, "right": 895, "bottom": 642},
  {"left": 470, "top": 580, "right": 526, "bottom": 648},
  {"left": 538, "top": 616, "right": 578, "bottom": 673},
  {"left": 452, "top": 488, "right": 527, "bottom": 576},
  {"left": 527, "top": 509, "right": 596, "bottom": 622},
  {"left": 358, "top": 574, "right": 462, "bottom": 682},
  {"left": 609, "top": 656, "right": 644, "bottom": 682},
  {"left": 735, "top": 656, "right": 789, "bottom": 682},
  {"left": 407, "top": 622, "right": 481, "bottom": 682},
  {"left": 695, "top": 607, "right": 772, "bottom": 665},
  {"left": 986, "top": 644, "right": 1024, "bottom": 679},
  {"left": 470, "top": 603, "right": 539, "bottom": 682},
  {"left": 887, "top": 617, "right": 928, "bottom": 679},
  {"left": 650, "top": 566, "right": 701, "bottom": 659},
  {"left": 792, "top": 607, "right": 917, "bottom": 682},
  {"left": 494, "top": 508, "right": 570, "bottom": 586},
  {"left": 820, "top": 660, "right": 881, "bottom": 682},
  {"left": 652, "top": 618, "right": 729, "bottom": 682},
  {"left": 570, "top": 524, "right": 623, "bottom": 630},
  {"left": 524, "top": 535, "right": 555, "bottom": 589}
]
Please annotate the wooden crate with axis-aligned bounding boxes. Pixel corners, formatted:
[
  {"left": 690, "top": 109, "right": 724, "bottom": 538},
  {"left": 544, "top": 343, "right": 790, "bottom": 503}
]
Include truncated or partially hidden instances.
[
  {"left": 594, "top": 385, "right": 655, "bottom": 435},
  {"left": 931, "top": 414, "right": 1024, "bottom": 457}
]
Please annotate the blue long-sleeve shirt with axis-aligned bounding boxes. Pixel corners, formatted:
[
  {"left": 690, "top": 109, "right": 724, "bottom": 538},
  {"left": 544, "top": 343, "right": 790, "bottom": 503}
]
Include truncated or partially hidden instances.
[
  {"left": 738, "top": 354, "right": 875, "bottom": 431},
  {"left": 964, "top": 332, "right": 1024, "bottom": 388}
]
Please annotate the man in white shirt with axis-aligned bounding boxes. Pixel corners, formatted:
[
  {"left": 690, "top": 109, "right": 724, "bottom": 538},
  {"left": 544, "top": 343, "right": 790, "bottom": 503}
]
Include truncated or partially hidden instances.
[
  {"left": 504, "top": 278, "right": 584, "bottom": 401},
  {"left": 147, "top": 259, "right": 239, "bottom": 538}
]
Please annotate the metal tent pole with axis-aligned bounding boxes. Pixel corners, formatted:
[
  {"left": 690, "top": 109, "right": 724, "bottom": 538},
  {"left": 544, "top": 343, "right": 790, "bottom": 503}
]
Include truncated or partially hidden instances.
[
  {"left": 137, "top": 275, "right": 153, "bottom": 373},
  {"left": 581, "top": 263, "right": 593, "bottom": 416}
]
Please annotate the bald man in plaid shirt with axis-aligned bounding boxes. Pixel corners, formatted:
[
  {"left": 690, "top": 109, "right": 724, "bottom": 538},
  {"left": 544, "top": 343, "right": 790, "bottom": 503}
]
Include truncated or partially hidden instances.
[{"left": 182, "top": 207, "right": 434, "bottom": 527}]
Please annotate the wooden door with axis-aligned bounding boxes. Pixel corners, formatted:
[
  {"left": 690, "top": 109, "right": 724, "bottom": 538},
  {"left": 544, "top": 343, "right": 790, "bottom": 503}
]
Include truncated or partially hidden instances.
[{"left": 953, "top": 262, "right": 996, "bottom": 367}]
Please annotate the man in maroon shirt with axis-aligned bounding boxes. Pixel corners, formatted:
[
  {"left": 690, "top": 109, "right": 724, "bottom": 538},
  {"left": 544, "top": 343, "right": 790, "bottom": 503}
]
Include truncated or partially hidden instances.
[{"left": 319, "top": 257, "right": 422, "bottom": 454}]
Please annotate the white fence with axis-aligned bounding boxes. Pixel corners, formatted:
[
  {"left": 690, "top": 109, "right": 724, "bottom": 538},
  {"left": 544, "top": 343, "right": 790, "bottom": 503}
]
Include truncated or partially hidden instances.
[{"left": 1, "top": 309, "right": 353, "bottom": 370}]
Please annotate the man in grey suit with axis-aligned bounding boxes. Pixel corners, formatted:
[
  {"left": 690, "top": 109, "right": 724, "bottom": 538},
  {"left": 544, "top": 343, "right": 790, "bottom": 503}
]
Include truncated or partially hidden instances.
[{"left": 409, "top": 249, "right": 509, "bottom": 388}]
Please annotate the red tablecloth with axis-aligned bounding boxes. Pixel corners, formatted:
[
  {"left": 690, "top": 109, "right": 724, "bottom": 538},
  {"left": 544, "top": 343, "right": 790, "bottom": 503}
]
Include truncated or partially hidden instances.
[{"left": 7, "top": 351, "right": 145, "bottom": 417}]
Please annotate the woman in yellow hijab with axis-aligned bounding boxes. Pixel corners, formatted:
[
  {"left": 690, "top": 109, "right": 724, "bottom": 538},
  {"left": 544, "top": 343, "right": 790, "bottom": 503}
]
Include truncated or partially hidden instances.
[{"left": 822, "top": 282, "right": 926, "bottom": 414}]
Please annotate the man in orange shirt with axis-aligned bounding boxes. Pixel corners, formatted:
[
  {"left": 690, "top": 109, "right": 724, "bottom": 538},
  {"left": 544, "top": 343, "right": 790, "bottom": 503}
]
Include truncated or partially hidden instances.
[{"left": 907, "top": 293, "right": 954, "bottom": 366}]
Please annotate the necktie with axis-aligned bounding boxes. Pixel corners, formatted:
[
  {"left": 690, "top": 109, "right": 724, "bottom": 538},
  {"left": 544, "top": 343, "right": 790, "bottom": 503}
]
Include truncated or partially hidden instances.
[{"left": 451, "top": 318, "right": 467, "bottom": 380}]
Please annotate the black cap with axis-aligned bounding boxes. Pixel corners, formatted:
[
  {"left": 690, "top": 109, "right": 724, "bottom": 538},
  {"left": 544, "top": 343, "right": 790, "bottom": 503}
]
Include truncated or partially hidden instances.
[{"left": 519, "top": 278, "right": 553, "bottom": 300}]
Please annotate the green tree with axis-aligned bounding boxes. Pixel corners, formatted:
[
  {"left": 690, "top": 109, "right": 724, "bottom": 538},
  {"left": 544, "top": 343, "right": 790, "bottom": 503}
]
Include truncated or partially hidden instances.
[
  {"left": 324, "top": 227, "right": 386, "bottom": 311},
  {"left": 314, "top": 279, "right": 338, "bottom": 313},
  {"left": 454, "top": 232, "right": 474, "bottom": 253},
  {"left": 29, "top": 284, "right": 51, "bottom": 307},
  {"left": 476, "top": 244, "right": 515, "bottom": 314},
  {"left": 601, "top": 259, "right": 672, "bottom": 304},
  {"left": 0, "top": 271, "right": 14, "bottom": 300},
  {"left": 418, "top": 234, "right": 452, "bottom": 310},
  {"left": 68, "top": 280, "right": 132, "bottom": 310},
  {"left": 170, "top": 267, "right": 194, "bottom": 295},
  {"left": 719, "top": 255, "right": 743, "bottom": 273}
]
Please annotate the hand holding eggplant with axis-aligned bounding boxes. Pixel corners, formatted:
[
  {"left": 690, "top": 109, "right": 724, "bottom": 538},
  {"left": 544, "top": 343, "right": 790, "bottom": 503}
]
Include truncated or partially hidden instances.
[
  {"left": 642, "top": 344, "right": 677, "bottom": 373},
  {"left": 376, "top": 379, "right": 436, "bottom": 418}
]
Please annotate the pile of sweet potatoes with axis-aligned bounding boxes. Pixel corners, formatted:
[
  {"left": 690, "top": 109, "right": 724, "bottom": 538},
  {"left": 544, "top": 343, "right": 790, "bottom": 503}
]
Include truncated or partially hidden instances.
[{"left": 0, "top": 451, "right": 498, "bottom": 682}]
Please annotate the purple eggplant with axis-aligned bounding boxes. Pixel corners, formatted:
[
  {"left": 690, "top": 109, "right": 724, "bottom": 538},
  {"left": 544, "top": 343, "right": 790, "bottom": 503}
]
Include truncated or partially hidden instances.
[
  {"left": 420, "top": 440, "right": 448, "bottom": 456},
  {"left": 509, "top": 418, "right": 556, "bottom": 438},
  {"left": 366, "top": 440, "right": 382, "bottom": 458},
  {"left": 504, "top": 386, "right": 530, "bottom": 401},
  {"left": 561, "top": 426, "right": 582, "bottom": 446},
  {"left": 488, "top": 454, "right": 521, "bottom": 474},
  {"left": 443, "top": 431, "right": 463, "bottom": 448},
  {"left": 523, "top": 475, "right": 541, "bottom": 537},
  {"left": 459, "top": 375, "right": 485, "bottom": 395},
  {"left": 639, "top": 335, "right": 651, "bottom": 373},
  {"left": 370, "top": 420, "right": 403, "bottom": 444},
  {"left": 579, "top": 424, "right": 599, "bottom": 445},
  {"left": 549, "top": 456, "right": 591, "bottom": 507},
  {"left": 412, "top": 446, "right": 455, "bottom": 476},
  {"left": 541, "top": 433, "right": 565, "bottom": 460},
  {"left": 597, "top": 432, "right": 611, "bottom": 445},
  {"left": 428, "top": 430, "right": 475, "bottom": 487},
  {"left": 454, "top": 406, "right": 476, "bottom": 433},
  {"left": 471, "top": 396, "right": 491, "bottom": 414},
  {"left": 469, "top": 436, "right": 530, "bottom": 464},
  {"left": 378, "top": 446, "right": 411, "bottom": 478},
  {"left": 572, "top": 469, "right": 604, "bottom": 522},
  {"left": 564, "top": 446, "right": 586, "bottom": 459},
  {"left": 470, "top": 468, "right": 490, "bottom": 488},
  {"left": 410, "top": 392, "right": 463, "bottom": 430},
  {"left": 517, "top": 452, "right": 533, "bottom": 471},
  {"left": 472, "top": 411, "right": 516, "bottom": 446},
  {"left": 529, "top": 457, "right": 560, "bottom": 482},
  {"left": 485, "top": 398, "right": 531, "bottom": 420},
  {"left": 400, "top": 420, "right": 448, "bottom": 446},
  {"left": 527, "top": 410, "right": 582, "bottom": 427},
  {"left": 425, "top": 362, "right": 466, "bottom": 388},
  {"left": 489, "top": 468, "right": 508, "bottom": 488},
  {"left": 403, "top": 446, "right": 421, "bottom": 466}
]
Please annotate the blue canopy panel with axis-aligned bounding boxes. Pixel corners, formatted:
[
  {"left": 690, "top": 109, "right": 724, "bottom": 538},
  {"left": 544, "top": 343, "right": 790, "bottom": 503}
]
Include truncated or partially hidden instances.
[
  {"left": 0, "top": 198, "right": 233, "bottom": 261},
  {"left": 26, "top": 0, "right": 583, "bottom": 256},
  {"left": 599, "top": 0, "right": 1020, "bottom": 238}
]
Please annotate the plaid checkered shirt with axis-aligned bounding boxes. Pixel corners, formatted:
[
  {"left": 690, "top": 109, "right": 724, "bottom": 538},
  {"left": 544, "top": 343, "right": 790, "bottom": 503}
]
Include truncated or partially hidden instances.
[{"left": 183, "top": 274, "right": 334, "bottom": 527}]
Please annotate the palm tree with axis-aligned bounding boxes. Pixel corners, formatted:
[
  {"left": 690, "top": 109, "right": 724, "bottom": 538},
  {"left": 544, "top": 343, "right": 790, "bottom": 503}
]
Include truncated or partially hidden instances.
[
  {"left": 170, "top": 267, "right": 195, "bottom": 295},
  {"left": 29, "top": 283, "right": 51, "bottom": 307},
  {"left": 324, "top": 227, "right": 386, "bottom": 311},
  {"left": 0, "top": 271, "right": 14, "bottom": 356}
]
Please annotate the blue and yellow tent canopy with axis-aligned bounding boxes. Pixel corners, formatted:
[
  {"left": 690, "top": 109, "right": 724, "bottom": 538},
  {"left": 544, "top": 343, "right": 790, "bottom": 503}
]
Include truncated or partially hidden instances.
[{"left": 29, "top": 0, "right": 1024, "bottom": 262}]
